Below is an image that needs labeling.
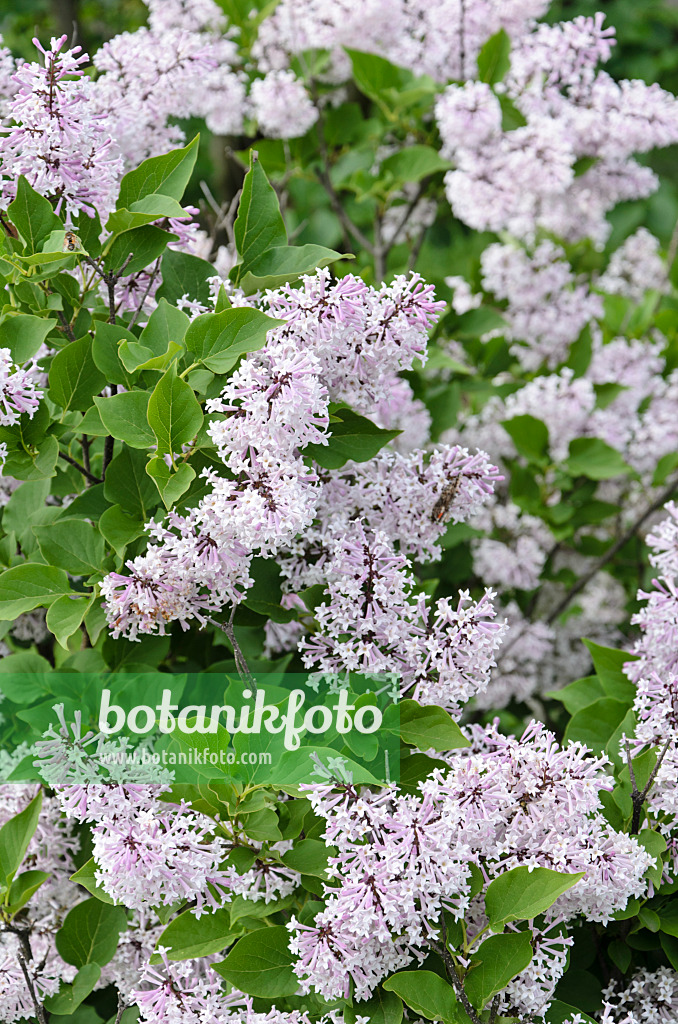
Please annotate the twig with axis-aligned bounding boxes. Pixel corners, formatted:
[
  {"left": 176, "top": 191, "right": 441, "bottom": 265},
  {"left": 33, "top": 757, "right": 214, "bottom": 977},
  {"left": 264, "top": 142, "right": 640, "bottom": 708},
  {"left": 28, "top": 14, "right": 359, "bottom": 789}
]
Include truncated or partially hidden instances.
[
  {"left": 309, "top": 82, "right": 375, "bottom": 257},
  {"left": 208, "top": 606, "right": 257, "bottom": 695},
  {"left": 55, "top": 308, "right": 76, "bottom": 342},
  {"left": 102, "top": 435, "right": 115, "bottom": 478},
  {"left": 374, "top": 212, "right": 385, "bottom": 283},
  {"left": 128, "top": 257, "right": 162, "bottom": 330},
  {"left": 114, "top": 990, "right": 129, "bottom": 1024},
  {"left": 407, "top": 222, "right": 428, "bottom": 272},
  {"left": 625, "top": 735, "right": 673, "bottom": 834},
  {"left": 5, "top": 926, "right": 47, "bottom": 1024},
  {"left": 489, "top": 994, "right": 501, "bottom": 1024},
  {"left": 81, "top": 252, "right": 135, "bottom": 325},
  {"left": 429, "top": 938, "right": 482, "bottom": 1024},
  {"left": 546, "top": 473, "right": 678, "bottom": 625},
  {"left": 59, "top": 451, "right": 103, "bottom": 484}
]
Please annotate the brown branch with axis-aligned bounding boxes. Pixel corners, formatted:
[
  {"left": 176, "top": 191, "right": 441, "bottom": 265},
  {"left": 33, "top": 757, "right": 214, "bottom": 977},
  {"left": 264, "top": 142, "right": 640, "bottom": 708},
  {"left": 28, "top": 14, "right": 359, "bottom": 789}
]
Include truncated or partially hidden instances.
[
  {"left": 429, "top": 938, "right": 482, "bottom": 1024},
  {"left": 546, "top": 473, "right": 678, "bottom": 625},
  {"left": 5, "top": 926, "right": 47, "bottom": 1024},
  {"left": 55, "top": 308, "right": 76, "bottom": 343},
  {"left": 625, "top": 735, "right": 673, "bottom": 834},
  {"left": 59, "top": 450, "right": 103, "bottom": 484},
  {"left": 208, "top": 605, "right": 257, "bottom": 695}
]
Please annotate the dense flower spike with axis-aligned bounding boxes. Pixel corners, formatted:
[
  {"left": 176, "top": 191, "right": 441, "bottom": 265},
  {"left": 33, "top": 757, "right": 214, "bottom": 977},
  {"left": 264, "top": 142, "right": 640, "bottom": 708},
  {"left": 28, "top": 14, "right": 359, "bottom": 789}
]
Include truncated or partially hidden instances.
[{"left": 0, "top": 36, "right": 123, "bottom": 218}]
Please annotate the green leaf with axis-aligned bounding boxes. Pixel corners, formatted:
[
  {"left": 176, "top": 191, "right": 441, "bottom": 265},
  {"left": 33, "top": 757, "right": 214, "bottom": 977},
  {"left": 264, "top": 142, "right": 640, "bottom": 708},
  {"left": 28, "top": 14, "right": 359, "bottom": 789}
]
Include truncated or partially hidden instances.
[
  {"left": 56, "top": 898, "right": 128, "bottom": 968},
  {"left": 104, "top": 225, "right": 175, "bottom": 278},
  {"left": 46, "top": 594, "right": 91, "bottom": 649},
  {"left": 0, "top": 791, "right": 42, "bottom": 887},
  {"left": 565, "top": 438, "right": 631, "bottom": 480},
  {"left": 69, "top": 859, "right": 117, "bottom": 905},
  {"left": 477, "top": 29, "right": 511, "bottom": 84},
  {"left": 232, "top": 153, "right": 287, "bottom": 283},
  {"left": 49, "top": 337, "right": 107, "bottom": 413},
  {"left": 7, "top": 869, "right": 50, "bottom": 915},
  {"left": 0, "top": 563, "right": 70, "bottom": 618},
  {"left": 43, "top": 964, "right": 101, "bottom": 1016},
  {"left": 146, "top": 458, "right": 196, "bottom": 509},
  {"left": 281, "top": 839, "right": 331, "bottom": 878},
  {"left": 305, "top": 407, "right": 397, "bottom": 469},
  {"left": 147, "top": 363, "right": 203, "bottom": 455},
  {"left": 564, "top": 698, "right": 632, "bottom": 755},
  {"left": 99, "top": 505, "right": 145, "bottom": 558},
  {"left": 185, "top": 307, "right": 284, "bottom": 373},
  {"left": 391, "top": 700, "right": 469, "bottom": 752},
  {"left": 344, "top": 990, "right": 403, "bottom": 1024},
  {"left": 34, "top": 519, "right": 107, "bottom": 576},
  {"left": 502, "top": 415, "right": 549, "bottom": 461},
  {"left": 152, "top": 908, "right": 236, "bottom": 962},
  {"left": 117, "top": 136, "right": 199, "bottom": 208},
  {"left": 138, "top": 298, "right": 189, "bottom": 356},
  {"left": 95, "top": 392, "right": 154, "bottom": 449},
  {"left": 383, "top": 970, "right": 460, "bottom": 1023},
  {"left": 637, "top": 828, "right": 667, "bottom": 887},
  {"left": 582, "top": 639, "right": 637, "bottom": 698},
  {"left": 155, "top": 250, "right": 215, "bottom": 307},
  {"left": 213, "top": 925, "right": 298, "bottom": 997},
  {"left": 485, "top": 866, "right": 584, "bottom": 928},
  {"left": 380, "top": 146, "right": 451, "bottom": 183},
  {"left": 546, "top": 1002, "right": 596, "bottom": 1024},
  {"left": 547, "top": 676, "right": 606, "bottom": 715},
  {"left": 8, "top": 176, "right": 62, "bottom": 252},
  {"left": 92, "top": 321, "right": 139, "bottom": 389},
  {"left": 103, "top": 447, "right": 159, "bottom": 519},
  {"left": 118, "top": 339, "right": 183, "bottom": 374},
  {"left": 106, "top": 194, "right": 187, "bottom": 235},
  {"left": 239, "top": 244, "right": 347, "bottom": 293},
  {"left": 465, "top": 932, "right": 533, "bottom": 1010},
  {"left": 346, "top": 49, "right": 408, "bottom": 112},
  {"left": 0, "top": 314, "right": 56, "bottom": 364}
]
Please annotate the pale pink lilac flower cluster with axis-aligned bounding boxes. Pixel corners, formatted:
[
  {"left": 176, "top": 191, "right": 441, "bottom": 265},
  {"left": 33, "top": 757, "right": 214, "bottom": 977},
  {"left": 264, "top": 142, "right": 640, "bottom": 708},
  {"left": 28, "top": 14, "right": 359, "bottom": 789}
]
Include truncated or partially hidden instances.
[
  {"left": 0, "top": 36, "right": 123, "bottom": 219},
  {"left": 289, "top": 721, "right": 651, "bottom": 1009},
  {"left": 598, "top": 968, "right": 678, "bottom": 1024},
  {"left": 0, "top": 349, "right": 43, "bottom": 425},
  {"left": 479, "top": 240, "right": 603, "bottom": 370},
  {"left": 0, "top": 784, "right": 81, "bottom": 1023},
  {"left": 296, "top": 519, "right": 506, "bottom": 711},
  {"left": 92, "top": 0, "right": 245, "bottom": 165},
  {"left": 253, "top": 0, "right": 548, "bottom": 85},
  {"left": 437, "top": 14, "right": 678, "bottom": 245},
  {"left": 102, "top": 270, "right": 494, "bottom": 650},
  {"left": 598, "top": 228, "right": 668, "bottom": 302}
]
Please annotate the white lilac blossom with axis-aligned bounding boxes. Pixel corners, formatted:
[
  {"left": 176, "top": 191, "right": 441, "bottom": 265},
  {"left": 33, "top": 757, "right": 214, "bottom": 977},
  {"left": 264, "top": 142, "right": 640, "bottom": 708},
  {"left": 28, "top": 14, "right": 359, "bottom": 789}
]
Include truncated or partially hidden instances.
[
  {"left": 0, "top": 36, "right": 123, "bottom": 219},
  {"left": 472, "top": 501, "right": 551, "bottom": 592},
  {"left": 253, "top": 0, "right": 548, "bottom": 85},
  {"left": 298, "top": 519, "right": 507, "bottom": 711},
  {"left": 92, "top": 1, "right": 245, "bottom": 165}
]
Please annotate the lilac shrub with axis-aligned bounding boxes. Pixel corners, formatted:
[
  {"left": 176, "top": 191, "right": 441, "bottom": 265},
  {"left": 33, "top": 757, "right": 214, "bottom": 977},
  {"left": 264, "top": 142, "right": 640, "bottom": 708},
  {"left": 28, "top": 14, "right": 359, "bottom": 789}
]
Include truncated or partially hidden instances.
[{"left": 0, "top": 2, "right": 678, "bottom": 1023}]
